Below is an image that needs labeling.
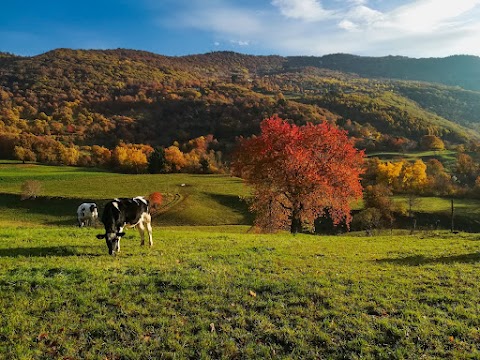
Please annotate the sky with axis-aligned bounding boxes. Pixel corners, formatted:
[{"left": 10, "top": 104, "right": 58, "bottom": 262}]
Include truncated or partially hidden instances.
[{"left": 1, "top": 0, "right": 480, "bottom": 58}]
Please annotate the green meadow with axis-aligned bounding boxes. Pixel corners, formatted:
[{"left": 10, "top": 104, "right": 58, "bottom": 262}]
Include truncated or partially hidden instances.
[
  {"left": 1, "top": 162, "right": 480, "bottom": 359},
  {"left": 368, "top": 150, "right": 459, "bottom": 168}
]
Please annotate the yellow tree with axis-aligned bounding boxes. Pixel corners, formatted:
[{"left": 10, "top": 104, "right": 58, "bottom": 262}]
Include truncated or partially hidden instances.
[
  {"left": 401, "top": 159, "right": 428, "bottom": 216},
  {"left": 14, "top": 146, "right": 36, "bottom": 163},
  {"left": 401, "top": 160, "right": 428, "bottom": 193},
  {"left": 376, "top": 160, "right": 405, "bottom": 189},
  {"left": 112, "top": 144, "right": 151, "bottom": 173},
  {"left": 164, "top": 145, "right": 187, "bottom": 172},
  {"left": 59, "top": 145, "right": 80, "bottom": 166}
]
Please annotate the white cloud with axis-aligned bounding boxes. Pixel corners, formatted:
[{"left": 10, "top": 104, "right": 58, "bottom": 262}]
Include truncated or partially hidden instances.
[
  {"left": 338, "top": 20, "right": 358, "bottom": 31},
  {"left": 339, "top": 4, "right": 384, "bottom": 31},
  {"left": 179, "top": 11, "right": 261, "bottom": 36},
  {"left": 271, "top": 0, "right": 333, "bottom": 21},
  {"left": 387, "top": 0, "right": 480, "bottom": 32},
  {"left": 160, "top": 0, "right": 480, "bottom": 57},
  {"left": 230, "top": 40, "right": 250, "bottom": 46}
]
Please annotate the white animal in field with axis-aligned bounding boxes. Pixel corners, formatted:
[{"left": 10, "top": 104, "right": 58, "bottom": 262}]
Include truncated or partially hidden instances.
[
  {"left": 96, "top": 197, "right": 152, "bottom": 255},
  {"left": 77, "top": 203, "right": 99, "bottom": 227}
]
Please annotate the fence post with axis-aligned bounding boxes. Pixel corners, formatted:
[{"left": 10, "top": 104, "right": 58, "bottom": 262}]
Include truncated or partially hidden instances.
[{"left": 450, "top": 199, "right": 454, "bottom": 233}]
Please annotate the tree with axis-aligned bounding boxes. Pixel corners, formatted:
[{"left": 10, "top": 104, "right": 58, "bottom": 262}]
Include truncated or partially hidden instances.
[
  {"left": 232, "top": 116, "right": 364, "bottom": 233},
  {"left": 401, "top": 159, "right": 428, "bottom": 193},
  {"left": 426, "top": 159, "right": 454, "bottom": 195},
  {"left": 455, "top": 153, "right": 478, "bottom": 186},
  {"left": 14, "top": 146, "right": 36, "bottom": 163},
  {"left": 376, "top": 160, "right": 405, "bottom": 190},
  {"left": 148, "top": 147, "right": 167, "bottom": 174},
  {"left": 363, "top": 184, "right": 404, "bottom": 229},
  {"left": 164, "top": 145, "right": 187, "bottom": 172},
  {"left": 352, "top": 208, "right": 382, "bottom": 235},
  {"left": 420, "top": 135, "right": 445, "bottom": 151},
  {"left": 112, "top": 143, "right": 152, "bottom": 173}
]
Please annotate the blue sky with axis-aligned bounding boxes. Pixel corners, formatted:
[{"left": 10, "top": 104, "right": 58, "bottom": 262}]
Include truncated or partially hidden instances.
[{"left": 1, "top": 0, "right": 480, "bottom": 58}]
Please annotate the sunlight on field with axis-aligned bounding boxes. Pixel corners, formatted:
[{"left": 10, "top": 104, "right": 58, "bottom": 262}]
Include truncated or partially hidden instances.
[
  {"left": 1, "top": 162, "right": 480, "bottom": 358},
  {"left": 1, "top": 226, "right": 480, "bottom": 358}
]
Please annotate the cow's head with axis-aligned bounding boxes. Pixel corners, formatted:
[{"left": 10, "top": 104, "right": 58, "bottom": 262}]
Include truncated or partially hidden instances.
[
  {"left": 96, "top": 231, "right": 125, "bottom": 255},
  {"left": 90, "top": 204, "right": 98, "bottom": 217}
]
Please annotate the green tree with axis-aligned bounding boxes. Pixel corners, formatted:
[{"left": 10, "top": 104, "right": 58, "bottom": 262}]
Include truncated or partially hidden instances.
[{"left": 148, "top": 147, "right": 167, "bottom": 174}]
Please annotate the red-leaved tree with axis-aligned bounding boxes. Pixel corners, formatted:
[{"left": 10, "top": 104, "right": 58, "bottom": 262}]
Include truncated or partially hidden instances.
[{"left": 232, "top": 116, "right": 365, "bottom": 233}]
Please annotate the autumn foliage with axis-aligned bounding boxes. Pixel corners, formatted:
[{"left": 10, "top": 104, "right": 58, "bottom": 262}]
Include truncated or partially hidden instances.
[
  {"left": 148, "top": 192, "right": 164, "bottom": 213},
  {"left": 232, "top": 116, "right": 365, "bottom": 233}
]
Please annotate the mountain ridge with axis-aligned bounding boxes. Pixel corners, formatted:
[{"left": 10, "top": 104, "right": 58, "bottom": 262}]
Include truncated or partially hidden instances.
[{"left": 0, "top": 48, "right": 479, "bottom": 161}]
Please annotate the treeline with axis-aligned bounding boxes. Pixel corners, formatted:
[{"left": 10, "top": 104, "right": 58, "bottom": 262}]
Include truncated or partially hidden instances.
[
  {"left": 287, "top": 54, "right": 480, "bottom": 91},
  {"left": 0, "top": 132, "right": 224, "bottom": 174}
]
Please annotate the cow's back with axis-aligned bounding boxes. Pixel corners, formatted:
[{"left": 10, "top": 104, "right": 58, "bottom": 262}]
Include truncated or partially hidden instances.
[
  {"left": 104, "top": 198, "right": 149, "bottom": 227},
  {"left": 121, "top": 198, "right": 149, "bottom": 225}
]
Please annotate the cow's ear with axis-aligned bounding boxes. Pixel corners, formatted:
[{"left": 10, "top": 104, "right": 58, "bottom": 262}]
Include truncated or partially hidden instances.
[
  {"left": 117, "top": 232, "right": 126, "bottom": 237},
  {"left": 96, "top": 234, "right": 105, "bottom": 239}
]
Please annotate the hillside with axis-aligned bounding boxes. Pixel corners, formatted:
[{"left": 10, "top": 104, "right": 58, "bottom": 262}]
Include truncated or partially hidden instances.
[
  {"left": 288, "top": 54, "right": 480, "bottom": 92},
  {"left": 1, "top": 49, "right": 480, "bottom": 162}
]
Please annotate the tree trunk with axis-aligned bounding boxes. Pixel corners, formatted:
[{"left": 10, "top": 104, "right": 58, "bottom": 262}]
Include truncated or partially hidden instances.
[{"left": 290, "top": 208, "right": 302, "bottom": 234}]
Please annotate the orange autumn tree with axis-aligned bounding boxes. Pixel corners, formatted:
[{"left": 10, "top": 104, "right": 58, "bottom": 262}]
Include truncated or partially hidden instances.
[{"left": 232, "top": 116, "right": 365, "bottom": 233}]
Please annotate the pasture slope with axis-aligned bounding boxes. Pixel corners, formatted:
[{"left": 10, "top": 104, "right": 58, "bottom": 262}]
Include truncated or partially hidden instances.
[{"left": 1, "top": 162, "right": 480, "bottom": 359}]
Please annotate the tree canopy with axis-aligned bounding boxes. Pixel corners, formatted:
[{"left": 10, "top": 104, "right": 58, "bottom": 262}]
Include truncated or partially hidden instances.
[{"left": 232, "top": 116, "right": 365, "bottom": 233}]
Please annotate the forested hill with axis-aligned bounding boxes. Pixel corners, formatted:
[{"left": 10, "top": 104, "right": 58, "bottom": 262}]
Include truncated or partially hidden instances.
[
  {"left": 1, "top": 48, "right": 480, "bottom": 162},
  {"left": 288, "top": 54, "right": 480, "bottom": 92}
]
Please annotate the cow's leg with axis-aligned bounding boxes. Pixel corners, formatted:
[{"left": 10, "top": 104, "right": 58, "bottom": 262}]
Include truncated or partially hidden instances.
[
  {"left": 145, "top": 213, "right": 153, "bottom": 247},
  {"left": 137, "top": 221, "right": 146, "bottom": 246},
  {"left": 117, "top": 227, "right": 124, "bottom": 253}
]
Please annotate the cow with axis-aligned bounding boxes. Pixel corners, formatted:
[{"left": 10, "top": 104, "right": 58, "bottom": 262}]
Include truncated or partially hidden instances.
[
  {"left": 96, "top": 196, "right": 152, "bottom": 255},
  {"left": 77, "top": 202, "right": 98, "bottom": 227}
]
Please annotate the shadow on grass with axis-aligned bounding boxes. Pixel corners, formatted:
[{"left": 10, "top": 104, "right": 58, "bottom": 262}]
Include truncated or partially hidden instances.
[
  {"left": 0, "top": 246, "right": 93, "bottom": 257},
  {"left": 206, "top": 193, "right": 254, "bottom": 224},
  {"left": 0, "top": 193, "right": 112, "bottom": 226},
  {"left": 375, "top": 252, "right": 480, "bottom": 266}
]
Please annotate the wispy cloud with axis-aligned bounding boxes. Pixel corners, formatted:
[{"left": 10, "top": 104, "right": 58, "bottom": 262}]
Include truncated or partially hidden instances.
[
  {"left": 158, "top": 0, "right": 480, "bottom": 57},
  {"left": 271, "top": 0, "right": 333, "bottom": 22},
  {"left": 161, "top": 2, "right": 263, "bottom": 37},
  {"left": 386, "top": 0, "right": 480, "bottom": 32}
]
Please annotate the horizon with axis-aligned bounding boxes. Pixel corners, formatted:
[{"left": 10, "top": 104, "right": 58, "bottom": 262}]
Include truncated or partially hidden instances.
[
  {"left": 2, "top": 1, "right": 480, "bottom": 58},
  {"left": 2, "top": 47, "right": 480, "bottom": 60}
]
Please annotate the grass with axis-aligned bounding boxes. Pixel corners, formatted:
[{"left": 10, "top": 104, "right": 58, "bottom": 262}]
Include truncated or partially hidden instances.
[
  {"left": 367, "top": 150, "right": 458, "bottom": 169},
  {"left": 1, "top": 227, "right": 480, "bottom": 359},
  {"left": 2, "top": 161, "right": 480, "bottom": 358},
  {"left": 0, "top": 162, "right": 252, "bottom": 227},
  {"left": 395, "top": 196, "right": 480, "bottom": 232}
]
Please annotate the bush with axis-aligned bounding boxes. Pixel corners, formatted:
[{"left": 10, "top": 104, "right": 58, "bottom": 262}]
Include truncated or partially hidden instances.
[
  {"left": 21, "top": 180, "right": 42, "bottom": 200},
  {"left": 352, "top": 208, "right": 382, "bottom": 235}
]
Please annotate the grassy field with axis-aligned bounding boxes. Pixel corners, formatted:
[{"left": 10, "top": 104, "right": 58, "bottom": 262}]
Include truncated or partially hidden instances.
[
  {"left": 1, "top": 162, "right": 480, "bottom": 359},
  {"left": 2, "top": 227, "right": 480, "bottom": 359},
  {"left": 367, "top": 150, "right": 458, "bottom": 170},
  {"left": 0, "top": 161, "right": 252, "bottom": 227}
]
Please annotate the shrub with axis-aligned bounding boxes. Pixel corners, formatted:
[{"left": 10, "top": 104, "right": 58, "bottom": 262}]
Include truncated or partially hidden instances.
[{"left": 21, "top": 180, "right": 42, "bottom": 200}]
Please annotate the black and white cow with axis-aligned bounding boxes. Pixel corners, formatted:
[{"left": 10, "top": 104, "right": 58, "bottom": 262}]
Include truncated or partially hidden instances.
[
  {"left": 96, "top": 196, "right": 152, "bottom": 255},
  {"left": 77, "top": 202, "right": 98, "bottom": 227}
]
